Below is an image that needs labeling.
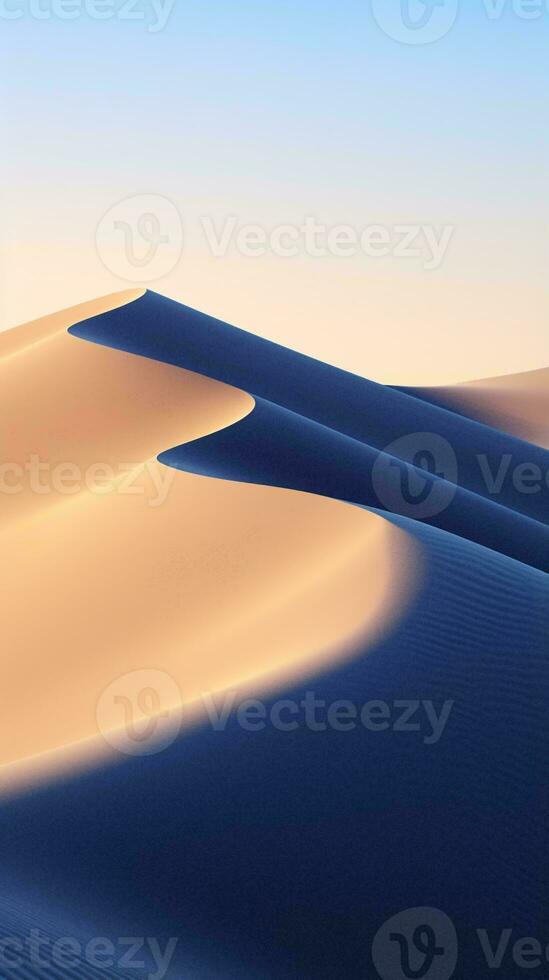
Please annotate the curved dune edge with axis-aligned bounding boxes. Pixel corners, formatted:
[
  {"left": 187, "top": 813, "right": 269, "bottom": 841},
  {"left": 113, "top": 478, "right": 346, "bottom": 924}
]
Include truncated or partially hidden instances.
[
  {"left": 0, "top": 289, "right": 145, "bottom": 362},
  {"left": 0, "top": 297, "right": 255, "bottom": 529},
  {"left": 0, "top": 479, "right": 421, "bottom": 795},
  {"left": 420, "top": 367, "right": 549, "bottom": 449},
  {"left": 0, "top": 301, "right": 422, "bottom": 793}
]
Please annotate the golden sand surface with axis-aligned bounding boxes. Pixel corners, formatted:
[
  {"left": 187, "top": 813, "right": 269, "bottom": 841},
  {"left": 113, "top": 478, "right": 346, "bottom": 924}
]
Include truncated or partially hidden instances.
[{"left": 0, "top": 293, "right": 419, "bottom": 792}]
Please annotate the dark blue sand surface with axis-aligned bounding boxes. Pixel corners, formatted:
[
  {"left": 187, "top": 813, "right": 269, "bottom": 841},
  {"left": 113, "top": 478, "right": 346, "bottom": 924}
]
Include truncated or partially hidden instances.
[{"left": 1, "top": 292, "right": 546, "bottom": 979}]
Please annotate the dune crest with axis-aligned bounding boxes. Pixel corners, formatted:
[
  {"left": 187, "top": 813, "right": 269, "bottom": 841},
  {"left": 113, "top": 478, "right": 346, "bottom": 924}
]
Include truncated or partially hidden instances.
[
  {"left": 0, "top": 289, "right": 145, "bottom": 361},
  {"left": 67, "top": 291, "right": 549, "bottom": 572},
  {"left": 0, "top": 297, "right": 254, "bottom": 528},
  {"left": 0, "top": 300, "right": 419, "bottom": 785}
]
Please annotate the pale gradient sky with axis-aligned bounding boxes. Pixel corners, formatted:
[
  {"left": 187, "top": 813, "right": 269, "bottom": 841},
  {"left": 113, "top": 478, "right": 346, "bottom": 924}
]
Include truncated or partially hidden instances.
[{"left": 1, "top": 0, "right": 548, "bottom": 383}]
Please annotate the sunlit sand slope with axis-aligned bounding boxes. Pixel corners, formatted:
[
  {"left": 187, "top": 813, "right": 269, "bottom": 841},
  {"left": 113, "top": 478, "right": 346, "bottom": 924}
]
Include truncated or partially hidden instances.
[
  {"left": 0, "top": 289, "right": 144, "bottom": 361},
  {"left": 0, "top": 296, "right": 416, "bottom": 778},
  {"left": 0, "top": 294, "right": 253, "bottom": 528}
]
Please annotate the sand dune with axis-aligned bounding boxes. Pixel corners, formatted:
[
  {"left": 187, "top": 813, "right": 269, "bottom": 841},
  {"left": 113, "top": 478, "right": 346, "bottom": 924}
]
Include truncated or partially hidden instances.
[
  {"left": 0, "top": 289, "right": 145, "bottom": 361},
  {"left": 0, "top": 295, "right": 417, "bottom": 781},
  {"left": 71, "top": 291, "right": 549, "bottom": 572},
  {"left": 400, "top": 366, "right": 549, "bottom": 449},
  {"left": 0, "top": 299, "right": 253, "bottom": 528},
  {"left": 440, "top": 367, "right": 549, "bottom": 448},
  {"left": 1, "top": 499, "right": 547, "bottom": 980},
  {"left": 1, "top": 290, "right": 548, "bottom": 979}
]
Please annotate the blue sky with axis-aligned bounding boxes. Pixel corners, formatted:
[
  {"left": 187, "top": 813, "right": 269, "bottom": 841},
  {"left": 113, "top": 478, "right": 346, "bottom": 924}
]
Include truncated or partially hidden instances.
[{"left": 2, "top": 0, "right": 548, "bottom": 382}]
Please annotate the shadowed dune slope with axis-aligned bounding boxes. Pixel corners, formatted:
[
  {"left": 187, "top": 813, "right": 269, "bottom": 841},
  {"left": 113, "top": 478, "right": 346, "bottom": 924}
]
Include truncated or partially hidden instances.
[
  {"left": 70, "top": 291, "right": 549, "bottom": 525},
  {"left": 162, "top": 397, "right": 549, "bottom": 572},
  {"left": 0, "top": 291, "right": 547, "bottom": 979},
  {"left": 0, "top": 881, "right": 147, "bottom": 979},
  {"left": 71, "top": 290, "right": 549, "bottom": 571},
  {"left": 0, "top": 516, "right": 547, "bottom": 979}
]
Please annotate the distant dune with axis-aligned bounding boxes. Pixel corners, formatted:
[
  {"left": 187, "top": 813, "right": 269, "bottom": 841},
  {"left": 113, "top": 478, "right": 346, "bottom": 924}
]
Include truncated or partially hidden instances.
[
  {"left": 0, "top": 289, "right": 547, "bottom": 979},
  {"left": 398, "top": 366, "right": 549, "bottom": 449}
]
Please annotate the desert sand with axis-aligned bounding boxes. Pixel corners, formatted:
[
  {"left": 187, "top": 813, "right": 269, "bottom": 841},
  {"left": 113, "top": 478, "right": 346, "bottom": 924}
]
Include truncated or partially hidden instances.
[
  {"left": 0, "top": 292, "right": 417, "bottom": 787},
  {"left": 0, "top": 291, "right": 547, "bottom": 980}
]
